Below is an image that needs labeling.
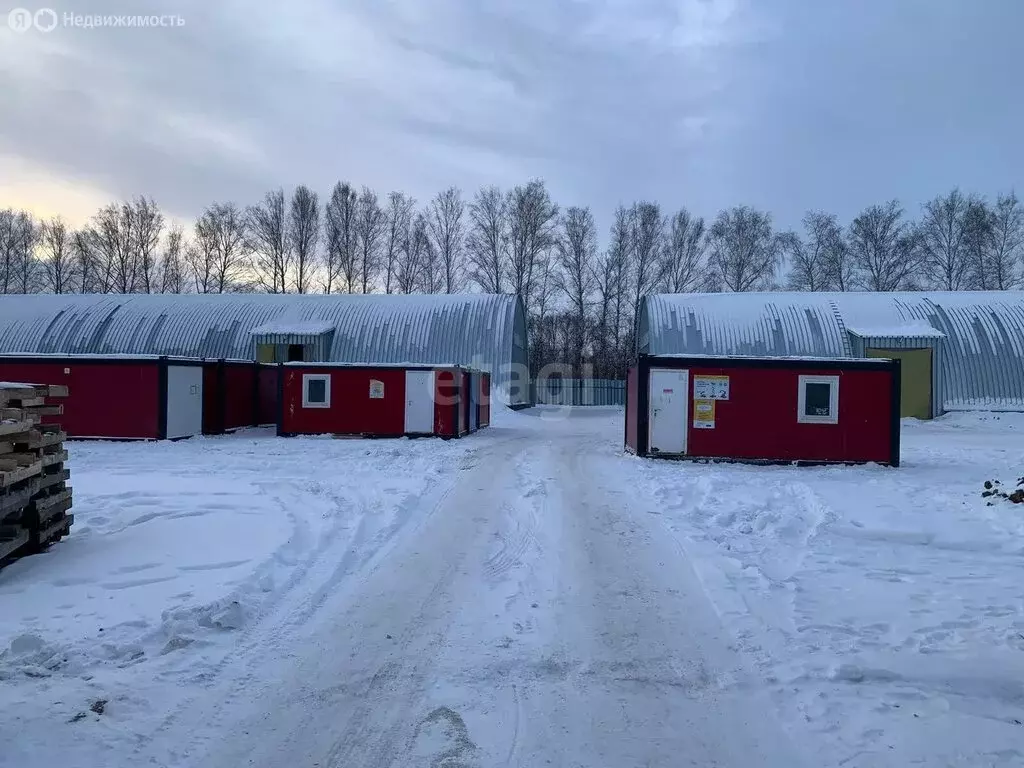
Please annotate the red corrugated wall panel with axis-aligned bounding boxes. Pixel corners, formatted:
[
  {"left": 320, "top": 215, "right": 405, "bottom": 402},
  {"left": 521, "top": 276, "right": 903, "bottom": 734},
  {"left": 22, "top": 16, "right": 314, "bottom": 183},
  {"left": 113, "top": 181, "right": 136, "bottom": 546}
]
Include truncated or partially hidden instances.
[
  {"left": 434, "top": 369, "right": 458, "bottom": 438},
  {"left": 222, "top": 362, "right": 256, "bottom": 431},
  {"left": 0, "top": 360, "right": 159, "bottom": 439},
  {"left": 257, "top": 365, "right": 278, "bottom": 425},
  {"left": 280, "top": 366, "right": 407, "bottom": 435},
  {"left": 479, "top": 372, "right": 491, "bottom": 427},
  {"left": 684, "top": 365, "right": 894, "bottom": 464},
  {"left": 460, "top": 370, "right": 470, "bottom": 435}
]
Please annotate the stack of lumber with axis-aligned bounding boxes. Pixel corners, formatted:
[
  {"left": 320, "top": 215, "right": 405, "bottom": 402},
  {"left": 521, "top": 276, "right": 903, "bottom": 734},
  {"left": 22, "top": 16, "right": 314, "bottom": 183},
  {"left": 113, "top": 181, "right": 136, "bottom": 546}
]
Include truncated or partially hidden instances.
[{"left": 0, "top": 383, "right": 73, "bottom": 563}]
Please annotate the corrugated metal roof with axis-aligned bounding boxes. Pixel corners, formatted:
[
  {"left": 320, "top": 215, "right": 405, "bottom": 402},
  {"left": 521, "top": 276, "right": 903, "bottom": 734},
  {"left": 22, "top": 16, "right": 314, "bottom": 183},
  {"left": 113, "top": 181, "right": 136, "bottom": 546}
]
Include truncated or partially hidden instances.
[
  {"left": 640, "top": 291, "right": 1024, "bottom": 410},
  {"left": 0, "top": 293, "right": 528, "bottom": 401}
]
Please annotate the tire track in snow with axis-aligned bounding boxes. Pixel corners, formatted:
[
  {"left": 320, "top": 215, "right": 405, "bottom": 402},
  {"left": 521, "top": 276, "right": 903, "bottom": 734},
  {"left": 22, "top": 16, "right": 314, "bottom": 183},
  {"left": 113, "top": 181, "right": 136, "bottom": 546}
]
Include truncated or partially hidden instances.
[{"left": 134, "top": 454, "right": 471, "bottom": 766}]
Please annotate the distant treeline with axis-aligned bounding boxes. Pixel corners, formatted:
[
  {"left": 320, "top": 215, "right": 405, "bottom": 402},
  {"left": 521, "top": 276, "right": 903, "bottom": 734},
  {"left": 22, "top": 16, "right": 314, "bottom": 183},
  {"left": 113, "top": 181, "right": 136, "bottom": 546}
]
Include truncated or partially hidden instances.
[{"left": 2, "top": 182, "right": 1021, "bottom": 378}]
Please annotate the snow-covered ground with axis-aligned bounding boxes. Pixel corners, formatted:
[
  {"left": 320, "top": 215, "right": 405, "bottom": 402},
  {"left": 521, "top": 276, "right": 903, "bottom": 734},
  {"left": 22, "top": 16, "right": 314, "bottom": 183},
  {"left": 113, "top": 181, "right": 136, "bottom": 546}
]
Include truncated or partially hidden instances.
[
  {"left": 1, "top": 408, "right": 1022, "bottom": 767},
  {"left": 633, "top": 411, "right": 1024, "bottom": 768}
]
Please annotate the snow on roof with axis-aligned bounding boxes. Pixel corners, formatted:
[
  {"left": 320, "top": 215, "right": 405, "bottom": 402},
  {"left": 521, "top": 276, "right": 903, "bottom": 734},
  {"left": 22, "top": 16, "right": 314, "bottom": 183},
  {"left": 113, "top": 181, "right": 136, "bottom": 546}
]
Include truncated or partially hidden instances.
[
  {"left": 846, "top": 321, "right": 947, "bottom": 339},
  {"left": 250, "top": 321, "right": 336, "bottom": 336},
  {"left": 649, "top": 353, "right": 893, "bottom": 364},
  {"left": 282, "top": 361, "right": 465, "bottom": 369}
]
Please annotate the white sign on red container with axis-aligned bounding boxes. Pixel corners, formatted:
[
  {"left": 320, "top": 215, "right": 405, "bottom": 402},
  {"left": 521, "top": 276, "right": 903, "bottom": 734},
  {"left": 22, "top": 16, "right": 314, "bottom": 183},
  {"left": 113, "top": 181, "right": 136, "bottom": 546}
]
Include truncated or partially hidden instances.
[{"left": 693, "top": 375, "right": 729, "bottom": 400}]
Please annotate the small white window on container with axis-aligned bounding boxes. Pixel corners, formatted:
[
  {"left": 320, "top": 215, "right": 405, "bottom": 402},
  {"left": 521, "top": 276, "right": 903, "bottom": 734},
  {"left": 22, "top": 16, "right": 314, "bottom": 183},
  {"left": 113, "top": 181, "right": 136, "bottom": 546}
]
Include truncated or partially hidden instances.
[
  {"left": 302, "top": 374, "right": 331, "bottom": 408},
  {"left": 797, "top": 375, "right": 839, "bottom": 424}
]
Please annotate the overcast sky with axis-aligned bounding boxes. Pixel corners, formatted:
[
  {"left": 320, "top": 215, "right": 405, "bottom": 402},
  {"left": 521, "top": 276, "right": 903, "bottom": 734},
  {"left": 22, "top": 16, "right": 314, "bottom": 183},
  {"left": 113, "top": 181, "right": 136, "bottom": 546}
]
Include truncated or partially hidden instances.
[{"left": 1, "top": 0, "right": 1021, "bottom": 233}]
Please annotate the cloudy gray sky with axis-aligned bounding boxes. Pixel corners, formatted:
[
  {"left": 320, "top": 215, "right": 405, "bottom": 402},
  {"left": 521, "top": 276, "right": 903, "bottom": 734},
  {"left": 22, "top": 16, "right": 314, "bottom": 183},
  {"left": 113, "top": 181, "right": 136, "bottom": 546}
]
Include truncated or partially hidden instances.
[{"left": 1, "top": 0, "right": 1021, "bottom": 233}]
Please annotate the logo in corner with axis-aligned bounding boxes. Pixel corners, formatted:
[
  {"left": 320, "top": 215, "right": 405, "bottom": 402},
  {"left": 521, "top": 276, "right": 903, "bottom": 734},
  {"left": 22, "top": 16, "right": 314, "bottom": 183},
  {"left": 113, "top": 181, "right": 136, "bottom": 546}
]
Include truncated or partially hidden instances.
[
  {"left": 34, "top": 8, "right": 58, "bottom": 32},
  {"left": 7, "top": 7, "right": 34, "bottom": 32}
]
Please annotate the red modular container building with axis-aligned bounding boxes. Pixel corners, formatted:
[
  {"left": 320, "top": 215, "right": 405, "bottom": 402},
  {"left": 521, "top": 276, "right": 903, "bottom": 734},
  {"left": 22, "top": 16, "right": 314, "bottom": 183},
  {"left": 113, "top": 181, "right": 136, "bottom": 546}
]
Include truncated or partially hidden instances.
[
  {"left": 625, "top": 354, "right": 901, "bottom": 466},
  {"left": 0, "top": 355, "right": 278, "bottom": 440},
  {"left": 0, "top": 354, "right": 204, "bottom": 440},
  {"left": 277, "top": 363, "right": 491, "bottom": 439},
  {"left": 201, "top": 359, "right": 278, "bottom": 435}
]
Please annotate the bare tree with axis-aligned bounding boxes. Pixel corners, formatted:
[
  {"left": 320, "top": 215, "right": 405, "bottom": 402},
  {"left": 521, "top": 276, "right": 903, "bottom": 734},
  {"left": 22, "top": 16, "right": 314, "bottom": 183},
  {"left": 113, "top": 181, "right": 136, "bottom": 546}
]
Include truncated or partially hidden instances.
[
  {"left": 192, "top": 202, "right": 248, "bottom": 293},
  {"left": 288, "top": 186, "right": 320, "bottom": 294},
  {"left": 919, "top": 189, "right": 975, "bottom": 290},
  {"left": 383, "top": 191, "right": 415, "bottom": 294},
  {"left": 247, "top": 189, "right": 289, "bottom": 293},
  {"left": 132, "top": 196, "right": 164, "bottom": 294},
  {"left": 186, "top": 226, "right": 216, "bottom": 294},
  {"left": 355, "top": 187, "right": 386, "bottom": 294},
  {"left": 660, "top": 208, "right": 708, "bottom": 293},
  {"left": 628, "top": 201, "right": 664, "bottom": 345},
  {"left": 786, "top": 211, "right": 845, "bottom": 292},
  {"left": 708, "top": 206, "right": 786, "bottom": 292},
  {"left": 591, "top": 248, "right": 621, "bottom": 378},
  {"left": 428, "top": 187, "right": 465, "bottom": 294},
  {"left": 90, "top": 202, "right": 137, "bottom": 293},
  {"left": 604, "top": 206, "right": 633, "bottom": 369},
  {"left": 40, "top": 217, "right": 73, "bottom": 294},
  {"left": 505, "top": 181, "right": 557, "bottom": 313},
  {"left": 466, "top": 185, "right": 507, "bottom": 294},
  {"left": 530, "top": 245, "right": 559, "bottom": 372},
  {"left": 418, "top": 218, "right": 444, "bottom": 294},
  {"left": 395, "top": 212, "right": 429, "bottom": 294},
  {"left": 847, "top": 201, "right": 920, "bottom": 291},
  {"left": 554, "top": 206, "right": 597, "bottom": 371},
  {"left": 323, "top": 182, "right": 357, "bottom": 293},
  {"left": 71, "top": 229, "right": 101, "bottom": 293},
  {"left": 0, "top": 209, "right": 37, "bottom": 294},
  {"left": 987, "top": 192, "right": 1024, "bottom": 289},
  {"left": 159, "top": 224, "right": 187, "bottom": 294},
  {"left": 507, "top": 180, "right": 558, "bottom": 309}
]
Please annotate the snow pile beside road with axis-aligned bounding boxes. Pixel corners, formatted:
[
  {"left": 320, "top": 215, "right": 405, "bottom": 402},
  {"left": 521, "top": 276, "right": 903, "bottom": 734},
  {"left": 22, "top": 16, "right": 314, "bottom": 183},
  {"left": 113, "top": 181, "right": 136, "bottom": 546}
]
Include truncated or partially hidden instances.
[
  {"left": 630, "top": 412, "right": 1024, "bottom": 768},
  {"left": 0, "top": 429, "right": 474, "bottom": 768}
]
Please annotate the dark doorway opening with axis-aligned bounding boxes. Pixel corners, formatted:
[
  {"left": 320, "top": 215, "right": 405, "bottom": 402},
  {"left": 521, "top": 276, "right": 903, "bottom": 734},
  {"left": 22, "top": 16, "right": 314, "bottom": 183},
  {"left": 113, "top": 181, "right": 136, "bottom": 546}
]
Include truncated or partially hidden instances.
[{"left": 287, "top": 344, "right": 304, "bottom": 362}]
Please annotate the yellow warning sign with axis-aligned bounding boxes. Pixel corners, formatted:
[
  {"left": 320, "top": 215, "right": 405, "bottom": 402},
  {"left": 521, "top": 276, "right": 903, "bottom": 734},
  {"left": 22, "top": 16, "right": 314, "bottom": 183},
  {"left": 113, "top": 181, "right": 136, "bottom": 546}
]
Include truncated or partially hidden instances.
[{"left": 693, "top": 398, "right": 715, "bottom": 429}]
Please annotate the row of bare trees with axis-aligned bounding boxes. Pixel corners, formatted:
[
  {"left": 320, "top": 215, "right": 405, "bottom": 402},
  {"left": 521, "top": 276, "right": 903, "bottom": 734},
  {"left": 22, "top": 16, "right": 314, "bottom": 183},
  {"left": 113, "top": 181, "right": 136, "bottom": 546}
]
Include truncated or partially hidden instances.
[{"left": 2, "top": 184, "right": 1022, "bottom": 377}]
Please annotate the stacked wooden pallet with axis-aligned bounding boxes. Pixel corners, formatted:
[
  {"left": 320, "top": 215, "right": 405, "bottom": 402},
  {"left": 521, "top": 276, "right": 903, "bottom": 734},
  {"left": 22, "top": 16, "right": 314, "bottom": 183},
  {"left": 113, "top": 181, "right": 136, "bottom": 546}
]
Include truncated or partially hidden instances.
[{"left": 0, "top": 383, "right": 73, "bottom": 563}]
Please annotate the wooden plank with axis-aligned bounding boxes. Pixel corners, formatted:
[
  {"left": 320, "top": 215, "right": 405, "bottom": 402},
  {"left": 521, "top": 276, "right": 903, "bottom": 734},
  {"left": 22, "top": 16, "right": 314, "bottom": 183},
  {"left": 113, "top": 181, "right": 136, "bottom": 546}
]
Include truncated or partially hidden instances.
[
  {"left": 0, "top": 408, "right": 40, "bottom": 423},
  {"left": 34, "top": 492, "right": 72, "bottom": 524},
  {"left": 0, "top": 386, "right": 41, "bottom": 404},
  {"left": 12, "top": 397, "right": 46, "bottom": 408},
  {"left": 41, "top": 450, "right": 68, "bottom": 468},
  {"left": 0, "top": 421, "right": 33, "bottom": 437},
  {"left": 36, "top": 513, "right": 73, "bottom": 547},
  {"left": 0, "top": 453, "right": 40, "bottom": 470},
  {"left": 23, "top": 405, "right": 63, "bottom": 417},
  {"left": 0, "top": 461, "right": 42, "bottom": 488},
  {"left": 46, "top": 385, "right": 69, "bottom": 398},
  {"left": 0, "top": 485, "right": 33, "bottom": 519},
  {"left": 36, "top": 468, "right": 69, "bottom": 492},
  {"left": 0, "top": 527, "right": 29, "bottom": 560},
  {"left": 0, "top": 441, "right": 12, "bottom": 455},
  {"left": 38, "top": 424, "right": 62, "bottom": 434}
]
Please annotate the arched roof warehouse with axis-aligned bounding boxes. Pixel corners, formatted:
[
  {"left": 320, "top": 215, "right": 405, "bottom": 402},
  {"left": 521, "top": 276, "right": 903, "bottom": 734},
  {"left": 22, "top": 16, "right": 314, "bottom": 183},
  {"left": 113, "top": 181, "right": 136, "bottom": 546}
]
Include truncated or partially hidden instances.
[
  {"left": 0, "top": 293, "right": 529, "bottom": 404},
  {"left": 639, "top": 291, "right": 1024, "bottom": 415}
]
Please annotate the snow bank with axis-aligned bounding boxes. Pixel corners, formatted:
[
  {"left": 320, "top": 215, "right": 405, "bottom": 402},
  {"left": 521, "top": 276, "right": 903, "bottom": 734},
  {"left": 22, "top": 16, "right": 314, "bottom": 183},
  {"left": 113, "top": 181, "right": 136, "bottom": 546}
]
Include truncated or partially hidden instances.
[{"left": 626, "top": 411, "right": 1024, "bottom": 768}]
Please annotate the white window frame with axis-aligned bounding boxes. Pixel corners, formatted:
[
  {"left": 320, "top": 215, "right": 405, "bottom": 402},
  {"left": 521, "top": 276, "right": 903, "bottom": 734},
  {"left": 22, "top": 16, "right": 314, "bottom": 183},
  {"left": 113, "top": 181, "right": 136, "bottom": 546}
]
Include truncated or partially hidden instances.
[
  {"left": 797, "top": 375, "right": 839, "bottom": 424},
  {"left": 302, "top": 373, "right": 331, "bottom": 409}
]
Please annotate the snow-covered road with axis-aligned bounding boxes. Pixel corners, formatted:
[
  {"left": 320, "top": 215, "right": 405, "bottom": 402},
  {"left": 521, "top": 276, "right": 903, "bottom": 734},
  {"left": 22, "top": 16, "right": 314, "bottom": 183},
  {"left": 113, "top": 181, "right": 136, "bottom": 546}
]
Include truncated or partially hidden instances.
[
  {"left": 139, "top": 409, "right": 803, "bottom": 767},
  {"left": 4, "top": 407, "right": 1023, "bottom": 767}
]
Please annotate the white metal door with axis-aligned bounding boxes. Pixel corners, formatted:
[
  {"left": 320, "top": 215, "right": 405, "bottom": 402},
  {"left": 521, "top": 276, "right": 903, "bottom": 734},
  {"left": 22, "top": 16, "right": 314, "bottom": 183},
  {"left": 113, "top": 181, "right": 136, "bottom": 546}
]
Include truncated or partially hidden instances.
[
  {"left": 166, "top": 365, "right": 203, "bottom": 439},
  {"left": 404, "top": 370, "right": 435, "bottom": 434},
  {"left": 648, "top": 368, "right": 688, "bottom": 454}
]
